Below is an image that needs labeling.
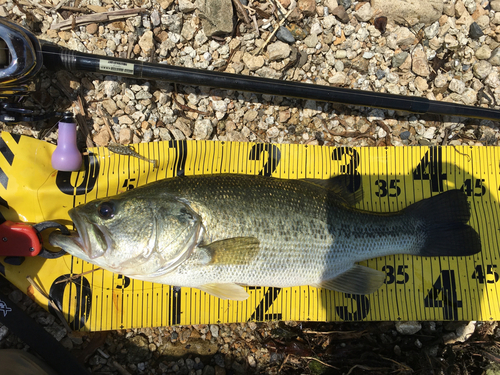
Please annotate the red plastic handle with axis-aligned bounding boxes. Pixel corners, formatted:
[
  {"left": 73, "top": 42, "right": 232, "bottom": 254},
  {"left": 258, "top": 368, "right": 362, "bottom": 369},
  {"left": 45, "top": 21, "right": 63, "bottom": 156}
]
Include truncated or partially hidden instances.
[{"left": 0, "top": 221, "right": 42, "bottom": 257}]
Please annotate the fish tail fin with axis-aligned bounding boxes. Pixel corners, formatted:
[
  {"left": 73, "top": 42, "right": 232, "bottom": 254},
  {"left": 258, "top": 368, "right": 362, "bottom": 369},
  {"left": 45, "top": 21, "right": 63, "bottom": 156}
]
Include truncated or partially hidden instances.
[{"left": 405, "top": 190, "right": 481, "bottom": 257}]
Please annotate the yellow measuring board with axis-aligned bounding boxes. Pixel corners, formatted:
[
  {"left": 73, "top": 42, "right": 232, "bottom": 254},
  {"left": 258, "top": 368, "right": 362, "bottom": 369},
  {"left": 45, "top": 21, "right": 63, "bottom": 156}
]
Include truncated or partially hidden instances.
[{"left": 0, "top": 131, "right": 499, "bottom": 331}]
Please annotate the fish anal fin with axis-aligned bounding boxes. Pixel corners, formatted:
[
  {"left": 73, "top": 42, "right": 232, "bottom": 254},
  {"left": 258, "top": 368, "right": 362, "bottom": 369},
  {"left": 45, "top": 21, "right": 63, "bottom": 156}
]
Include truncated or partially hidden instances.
[
  {"left": 311, "top": 265, "right": 386, "bottom": 295},
  {"left": 198, "top": 237, "right": 260, "bottom": 265},
  {"left": 303, "top": 175, "right": 362, "bottom": 206},
  {"left": 198, "top": 283, "right": 249, "bottom": 300}
]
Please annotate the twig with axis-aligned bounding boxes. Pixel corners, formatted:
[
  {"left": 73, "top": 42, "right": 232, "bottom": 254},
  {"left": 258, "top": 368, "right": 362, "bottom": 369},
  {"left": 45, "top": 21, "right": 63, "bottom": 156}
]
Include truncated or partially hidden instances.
[
  {"left": 303, "top": 329, "right": 361, "bottom": 335},
  {"left": 451, "top": 144, "right": 471, "bottom": 161},
  {"left": 54, "top": 0, "right": 71, "bottom": 11},
  {"left": 375, "top": 120, "right": 392, "bottom": 145},
  {"left": 112, "top": 361, "right": 133, "bottom": 375},
  {"left": 217, "top": 46, "right": 239, "bottom": 72},
  {"left": 98, "top": 105, "right": 118, "bottom": 143},
  {"left": 51, "top": 8, "right": 144, "bottom": 30},
  {"left": 173, "top": 84, "right": 209, "bottom": 115},
  {"left": 254, "top": 7, "right": 294, "bottom": 55},
  {"left": 26, "top": 276, "right": 72, "bottom": 333},
  {"left": 231, "top": 0, "right": 251, "bottom": 24},
  {"left": 55, "top": 268, "right": 102, "bottom": 284},
  {"left": 278, "top": 354, "right": 289, "bottom": 373},
  {"left": 303, "top": 357, "right": 338, "bottom": 369},
  {"left": 380, "top": 355, "right": 413, "bottom": 372},
  {"left": 441, "top": 127, "right": 450, "bottom": 145},
  {"left": 76, "top": 95, "right": 95, "bottom": 148},
  {"left": 251, "top": 14, "right": 260, "bottom": 36}
]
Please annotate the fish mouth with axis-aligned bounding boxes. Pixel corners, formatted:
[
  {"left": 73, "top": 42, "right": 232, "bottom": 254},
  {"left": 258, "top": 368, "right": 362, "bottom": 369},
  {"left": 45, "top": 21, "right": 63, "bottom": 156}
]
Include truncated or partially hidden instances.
[{"left": 67, "top": 208, "right": 91, "bottom": 254}]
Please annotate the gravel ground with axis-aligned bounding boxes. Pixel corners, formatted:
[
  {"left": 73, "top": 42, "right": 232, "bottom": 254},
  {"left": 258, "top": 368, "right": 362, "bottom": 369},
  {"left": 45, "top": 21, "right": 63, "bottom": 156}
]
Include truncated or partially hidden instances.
[{"left": 1, "top": 0, "right": 500, "bottom": 373}]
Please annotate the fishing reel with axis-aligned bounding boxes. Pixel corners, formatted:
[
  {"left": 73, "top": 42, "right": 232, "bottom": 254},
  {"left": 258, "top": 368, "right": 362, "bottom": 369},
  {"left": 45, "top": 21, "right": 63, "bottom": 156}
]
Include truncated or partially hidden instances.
[
  {"left": 0, "top": 17, "right": 53, "bottom": 123},
  {"left": 0, "top": 17, "right": 43, "bottom": 99}
]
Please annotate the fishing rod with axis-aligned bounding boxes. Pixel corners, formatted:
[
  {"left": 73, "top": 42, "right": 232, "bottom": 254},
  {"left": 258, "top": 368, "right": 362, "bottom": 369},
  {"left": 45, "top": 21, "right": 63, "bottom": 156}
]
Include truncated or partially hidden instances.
[{"left": 1, "top": 16, "right": 499, "bottom": 122}]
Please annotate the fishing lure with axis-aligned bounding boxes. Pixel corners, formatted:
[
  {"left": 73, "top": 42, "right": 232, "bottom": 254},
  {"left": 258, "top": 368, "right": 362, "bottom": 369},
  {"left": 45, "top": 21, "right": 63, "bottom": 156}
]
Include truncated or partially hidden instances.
[{"left": 107, "top": 142, "right": 157, "bottom": 169}]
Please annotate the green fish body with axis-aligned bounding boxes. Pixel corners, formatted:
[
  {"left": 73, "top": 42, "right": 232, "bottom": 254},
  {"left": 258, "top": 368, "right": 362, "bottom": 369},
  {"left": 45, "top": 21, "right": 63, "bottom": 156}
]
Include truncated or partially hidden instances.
[{"left": 50, "top": 174, "right": 481, "bottom": 300}]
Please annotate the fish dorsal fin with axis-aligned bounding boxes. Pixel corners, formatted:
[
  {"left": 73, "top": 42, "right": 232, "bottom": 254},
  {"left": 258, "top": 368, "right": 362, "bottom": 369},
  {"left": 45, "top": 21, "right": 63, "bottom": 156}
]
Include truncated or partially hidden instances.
[
  {"left": 303, "top": 175, "right": 363, "bottom": 206},
  {"left": 199, "top": 283, "right": 249, "bottom": 300},
  {"left": 311, "top": 265, "right": 386, "bottom": 295},
  {"left": 197, "top": 237, "right": 260, "bottom": 265}
]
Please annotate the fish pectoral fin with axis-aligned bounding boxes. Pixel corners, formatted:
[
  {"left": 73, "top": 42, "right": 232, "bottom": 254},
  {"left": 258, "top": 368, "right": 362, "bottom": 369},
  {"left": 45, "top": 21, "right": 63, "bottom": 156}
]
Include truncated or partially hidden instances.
[
  {"left": 199, "top": 283, "right": 249, "bottom": 300},
  {"left": 311, "top": 265, "right": 386, "bottom": 295},
  {"left": 198, "top": 237, "right": 260, "bottom": 265}
]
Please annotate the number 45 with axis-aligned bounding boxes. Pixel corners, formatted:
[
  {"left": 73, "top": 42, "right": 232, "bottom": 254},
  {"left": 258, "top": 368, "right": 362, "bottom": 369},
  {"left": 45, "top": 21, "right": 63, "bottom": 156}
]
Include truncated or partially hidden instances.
[{"left": 472, "top": 265, "right": 499, "bottom": 283}]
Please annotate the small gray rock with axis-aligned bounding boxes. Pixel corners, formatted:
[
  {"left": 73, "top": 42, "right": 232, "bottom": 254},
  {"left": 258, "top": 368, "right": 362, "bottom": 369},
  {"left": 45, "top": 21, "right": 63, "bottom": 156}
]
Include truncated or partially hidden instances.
[
  {"left": 304, "top": 34, "right": 319, "bottom": 48},
  {"left": 476, "top": 45, "right": 492, "bottom": 60},
  {"left": 138, "top": 30, "right": 154, "bottom": 55},
  {"left": 209, "top": 324, "right": 219, "bottom": 338},
  {"left": 473, "top": 60, "right": 492, "bottom": 79},
  {"left": 338, "top": 0, "right": 351, "bottom": 9},
  {"left": 276, "top": 26, "right": 295, "bottom": 43},
  {"left": 489, "top": 47, "right": 500, "bottom": 66},
  {"left": 104, "top": 80, "right": 121, "bottom": 97},
  {"left": 354, "top": 2, "right": 373, "bottom": 22},
  {"left": 151, "top": 9, "right": 161, "bottom": 27},
  {"left": 0, "top": 326, "right": 9, "bottom": 341},
  {"left": 469, "top": 22, "right": 484, "bottom": 39},
  {"left": 449, "top": 78, "right": 466, "bottom": 94},
  {"left": 392, "top": 52, "right": 408, "bottom": 68},
  {"left": 375, "top": 69, "right": 386, "bottom": 79},
  {"left": 396, "top": 321, "right": 422, "bottom": 335},
  {"left": 424, "top": 21, "right": 440, "bottom": 39},
  {"left": 267, "top": 41, "right": 291, "bottom": 61},
  {"left": 400, "top": 131, "right": 411, "bottom": 140},
  {"left": 201, "top": 0, "right": 234, "bottom": 37},
  {"left": 491, "top": 0, "right": 500, "bottom": 11},
  {"left": 194, "top": 119, "right": 213, "bottom": 140},
  {"left": 178, "top": 0, "right": 196, "bottom": 12},
  {"left": 461, "top": 88, "right": 477, "bottom": 105}
]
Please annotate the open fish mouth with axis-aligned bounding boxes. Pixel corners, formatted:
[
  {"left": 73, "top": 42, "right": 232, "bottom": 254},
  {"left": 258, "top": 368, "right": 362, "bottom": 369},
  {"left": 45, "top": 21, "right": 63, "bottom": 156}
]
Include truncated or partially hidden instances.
[{"left": 67, "top": 208, "right": 91, "bottom": 254}]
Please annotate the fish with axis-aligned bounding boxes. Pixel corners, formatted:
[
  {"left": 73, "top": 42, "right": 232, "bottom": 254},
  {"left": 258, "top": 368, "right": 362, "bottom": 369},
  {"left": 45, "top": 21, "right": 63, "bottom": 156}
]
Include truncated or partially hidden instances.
[{"left": 49, "top": 174, "right": 481, "bottom": 301}]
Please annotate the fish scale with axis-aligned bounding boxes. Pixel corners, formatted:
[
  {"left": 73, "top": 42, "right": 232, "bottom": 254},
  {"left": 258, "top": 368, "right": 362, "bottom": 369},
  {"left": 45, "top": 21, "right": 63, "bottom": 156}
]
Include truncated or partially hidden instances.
[{"left": 50, "top": 174, "right": 481, "bottom": 300}]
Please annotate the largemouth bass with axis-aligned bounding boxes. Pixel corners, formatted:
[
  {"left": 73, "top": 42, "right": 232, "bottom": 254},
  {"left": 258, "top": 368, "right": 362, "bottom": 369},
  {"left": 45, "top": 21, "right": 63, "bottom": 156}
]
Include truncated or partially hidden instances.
[{"left": 49, "top": 174, "right": 481, "bottom": 300}]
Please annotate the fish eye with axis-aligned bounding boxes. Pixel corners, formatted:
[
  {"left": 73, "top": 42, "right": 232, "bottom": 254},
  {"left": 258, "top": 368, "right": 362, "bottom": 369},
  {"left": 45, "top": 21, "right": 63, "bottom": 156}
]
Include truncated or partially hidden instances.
[{"left": 97, "top": 202, "right": 115, "bottom": 219}]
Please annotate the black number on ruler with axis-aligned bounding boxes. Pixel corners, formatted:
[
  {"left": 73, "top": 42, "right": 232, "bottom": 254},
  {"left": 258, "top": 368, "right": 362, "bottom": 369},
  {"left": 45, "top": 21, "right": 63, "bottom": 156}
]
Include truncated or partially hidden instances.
[
  {"left": 335, "top": 294, "right": 369, "bottom": 321},
  {"left": 248, "top": 287, "right": 282, "bottom": 321},
  {"left": 472, "top": 265, "right": 499, "bottom": 283},
  {"left": 423, "top": 270, "right": 461, "bottom": 320},
  {"left": 412, "top": 147, "right": 447, "bottom": 192},
  {"left": 249, "top": 144, "right": 281, "bottom": 176},
  {"left": 56, "top": 153, "right": 100, "bottom": 195},
  {"left": 168, "top": 140, "right": 187, "bottom": 176},
  {"left": 332, "top": 147, "right": 361, "bottom": 192},
  {"left": 122, "top": 179, "right": 136, "bottom": 190},
  {"left": 383, "top": 265, "right": 409, "bottom": 284},
  {"left": 461, "top": 178, "right": 486, "bottom": 197},
  {"left": 115, "top": 274, "right": 131, "bottom": 289},
  {"left": 375, "top": 179, "right": 401, "bottom": 198},
  {"left": 49, "top": 275, "right": 92, "bottom": 330}
]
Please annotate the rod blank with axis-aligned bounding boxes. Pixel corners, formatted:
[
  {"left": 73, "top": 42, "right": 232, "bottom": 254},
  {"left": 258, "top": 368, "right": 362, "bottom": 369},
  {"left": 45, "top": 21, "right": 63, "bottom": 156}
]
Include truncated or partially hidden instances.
[{"left": 41, "top": 44, "right": 500, "bottom": 122}]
